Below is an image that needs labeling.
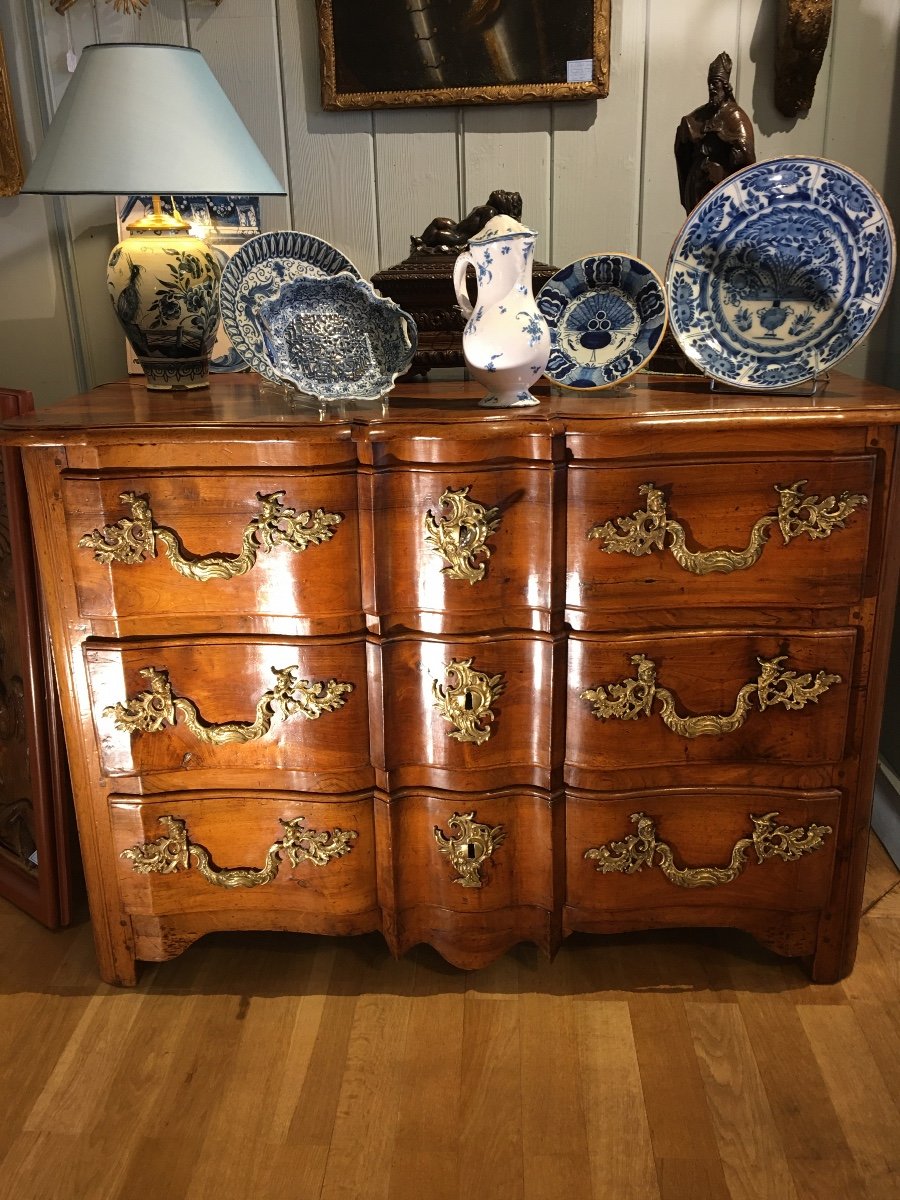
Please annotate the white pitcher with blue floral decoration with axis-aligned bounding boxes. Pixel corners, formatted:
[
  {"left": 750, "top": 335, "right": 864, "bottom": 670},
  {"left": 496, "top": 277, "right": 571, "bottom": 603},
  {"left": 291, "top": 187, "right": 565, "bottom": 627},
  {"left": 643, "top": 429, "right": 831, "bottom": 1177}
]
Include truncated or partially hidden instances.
[{"left": 453, "top": 215, "right": 551, "bottom": 407}]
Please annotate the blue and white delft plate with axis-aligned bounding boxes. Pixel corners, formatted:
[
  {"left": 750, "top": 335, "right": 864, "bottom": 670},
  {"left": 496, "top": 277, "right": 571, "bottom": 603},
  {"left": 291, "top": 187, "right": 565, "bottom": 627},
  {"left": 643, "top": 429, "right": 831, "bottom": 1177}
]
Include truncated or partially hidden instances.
[
  {"left": 666, "top": 156, "right": 895, "bottom": 390},
  {"left": 257, "top": 272, "right": 417, "bottom": 400},
  {"left": 536, "top": 254, "right": 667, "bottom": 390},
  {"left": 219, "top": 230, "right": 361, "bottom": 382}
]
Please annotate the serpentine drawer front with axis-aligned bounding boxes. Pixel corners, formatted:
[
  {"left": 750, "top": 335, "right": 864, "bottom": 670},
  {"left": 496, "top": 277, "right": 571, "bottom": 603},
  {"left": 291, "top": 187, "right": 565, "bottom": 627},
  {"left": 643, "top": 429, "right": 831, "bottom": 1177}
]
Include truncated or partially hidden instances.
[
  {"left": 112, "top": 791, "right": 378, "bottom": 921},
  {"left": 6, "top": 374, "right": 900, "bottom": 986},
  {"left": 66, "top": 470, "right": 362, "bottom": 636}
]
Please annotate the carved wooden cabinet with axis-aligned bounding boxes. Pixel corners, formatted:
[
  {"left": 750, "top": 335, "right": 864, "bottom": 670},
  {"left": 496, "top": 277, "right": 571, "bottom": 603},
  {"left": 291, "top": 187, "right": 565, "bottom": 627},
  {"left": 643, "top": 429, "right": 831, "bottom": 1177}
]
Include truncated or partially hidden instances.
[
  {"left": 4, "top": 374, "right": 900, "bottom": 985},
  {"left": 0, "top": 388, "right": 76, "bottom": 928}
]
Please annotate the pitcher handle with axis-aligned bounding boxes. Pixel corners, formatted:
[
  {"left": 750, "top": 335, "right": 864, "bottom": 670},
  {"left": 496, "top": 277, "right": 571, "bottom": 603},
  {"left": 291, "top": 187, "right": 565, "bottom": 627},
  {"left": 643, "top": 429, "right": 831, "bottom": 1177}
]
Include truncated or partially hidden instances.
[{"left": 453, "top": 251, "right": 475, "bottom": 320}]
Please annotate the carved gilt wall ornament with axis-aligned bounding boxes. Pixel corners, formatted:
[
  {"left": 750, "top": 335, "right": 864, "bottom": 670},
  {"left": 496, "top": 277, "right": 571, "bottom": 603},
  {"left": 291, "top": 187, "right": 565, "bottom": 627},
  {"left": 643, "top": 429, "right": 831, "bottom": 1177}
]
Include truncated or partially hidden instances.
[
  {"left": 121, "top": 813, "right": 357, "bottom": 888},
  {"left": 589, "top": 480, "right": 866, "bottom": 575},
  {"left": 105, "top": 665, "right": 352, "bottom": 744},
  {"left": 775, "top": 0, "right": 833, "bottom": 117},
  {"left": 423, "top": 486, "right": 501, "bottom": 584},
  {"left": 582, "top": 654, "right": 840, "bottom": 739},
  {"left": 432, "top": 657, "right": 505, "bottom": 745},
  {"left": 585, "top": 810, "right": 832, "bottom": 888},
  {"left": 434, "top": 810, "right": 507, "bottom": 888},
  {"left": 79, "top": 490, "right": 342, "bottom": 582}
]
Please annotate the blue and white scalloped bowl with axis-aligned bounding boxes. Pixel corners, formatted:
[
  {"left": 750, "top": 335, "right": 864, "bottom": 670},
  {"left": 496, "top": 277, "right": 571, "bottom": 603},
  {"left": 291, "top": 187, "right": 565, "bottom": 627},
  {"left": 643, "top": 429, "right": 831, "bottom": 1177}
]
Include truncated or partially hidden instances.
[
  {"left": 219, "top": 230, "right": 361, "bottom": 383},
  {"left": 537, "top": 254, "right": 668, "bottom": 390},
  {"left": 256, "top": 272, "right": 417, "bottom": 400}
]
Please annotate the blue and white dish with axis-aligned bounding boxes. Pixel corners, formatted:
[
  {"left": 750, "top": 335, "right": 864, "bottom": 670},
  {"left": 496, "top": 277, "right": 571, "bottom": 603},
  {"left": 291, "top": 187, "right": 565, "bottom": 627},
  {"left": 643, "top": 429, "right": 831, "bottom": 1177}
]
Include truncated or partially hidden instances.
[
  {"left": 256, "top": 272, "right": 417, "bottom": 400},
  {"left": 219, "top": 230, "right": 361, "bottom": 382},
  {"left": 536, "top": 254, "right": 667, "bottom": 390},
  {"left": 666, "top": 156, "right": 895, "bottom": 390}
]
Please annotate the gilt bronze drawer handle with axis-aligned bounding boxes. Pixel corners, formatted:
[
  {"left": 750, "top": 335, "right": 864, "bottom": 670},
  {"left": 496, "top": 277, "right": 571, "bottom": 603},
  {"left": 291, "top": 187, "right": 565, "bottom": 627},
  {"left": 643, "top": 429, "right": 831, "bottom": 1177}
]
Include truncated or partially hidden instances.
[
  {"left": 585, "top": 810, "right": 832, "bottom": 888},
  {"left": 121, "top": 813, "right": 357, "bottom": 888},
  {"left": 582, "top": 653, "right": 839, "bottom": 738},
  {"left": 588, "top": 480, "right": 866, "bottom": 575},
  {"left": 79, "top": 490, "right": 342, "bottom": 581},
  {"left": 105, "top": 664, "right": 352, "bottom": 744},
  {"left": 423, "top": 486, "right": 501, "bottom": 584},
  {"left": 434, "top": 811, "right": 507, "bottom": 888},
  {"left": 432, "top": 657, "right": 505, "bottom": 745}
]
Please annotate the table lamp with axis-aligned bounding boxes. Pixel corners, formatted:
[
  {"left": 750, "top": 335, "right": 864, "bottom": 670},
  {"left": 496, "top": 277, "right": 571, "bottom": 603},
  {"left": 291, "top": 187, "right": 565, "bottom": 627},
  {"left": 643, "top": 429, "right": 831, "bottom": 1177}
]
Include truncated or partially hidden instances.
[{"left": 21, "top": 43, "right": 286, "bottom": 390}]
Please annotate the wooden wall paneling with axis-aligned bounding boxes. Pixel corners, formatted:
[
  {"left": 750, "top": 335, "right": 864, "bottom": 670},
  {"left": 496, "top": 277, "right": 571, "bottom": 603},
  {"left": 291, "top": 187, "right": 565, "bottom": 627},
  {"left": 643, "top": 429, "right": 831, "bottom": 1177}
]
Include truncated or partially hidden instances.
[
  {"left": 373, "top": 109, "right": 461, "bottom": 271},
  {"left": 0, "top": 0, "right": 80, "bottom": 404},
  {"left": 735, "top": 0, "right": 832, "bottom": 160},
  {"left": 275, "top": 0, "right": 379, "bottom": 277},
  {"left": 823, "top": 0, "right": 900, "bottom": 385},
  {"left": 188, "top": 0, "right": 291, "bottom": 234},
  {"left": 638, "top": 0, "right": 742, "bottom": 276},
  {"left": 461, "top": 105, "right": 552, "bottom": 264},
  {"left": 551, "top": 0, "right": 648, "bottom": 268}
]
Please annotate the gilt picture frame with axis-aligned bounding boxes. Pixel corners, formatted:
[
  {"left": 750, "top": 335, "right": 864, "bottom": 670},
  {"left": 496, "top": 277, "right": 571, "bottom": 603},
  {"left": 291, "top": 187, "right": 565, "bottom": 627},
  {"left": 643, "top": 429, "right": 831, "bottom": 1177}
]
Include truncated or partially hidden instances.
[
  {"left": 0, "top": 31, "right": 24, "bottom": 197},
  {"left": 316, "top": 0, "right": 610, "bottom": 111}
]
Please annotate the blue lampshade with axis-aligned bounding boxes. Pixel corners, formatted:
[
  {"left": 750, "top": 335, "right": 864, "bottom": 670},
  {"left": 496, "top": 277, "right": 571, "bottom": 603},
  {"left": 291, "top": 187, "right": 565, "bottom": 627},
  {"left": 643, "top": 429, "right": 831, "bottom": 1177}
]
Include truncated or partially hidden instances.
[{"left": 21, "top": 43, "right": 285, "bottom": 196}]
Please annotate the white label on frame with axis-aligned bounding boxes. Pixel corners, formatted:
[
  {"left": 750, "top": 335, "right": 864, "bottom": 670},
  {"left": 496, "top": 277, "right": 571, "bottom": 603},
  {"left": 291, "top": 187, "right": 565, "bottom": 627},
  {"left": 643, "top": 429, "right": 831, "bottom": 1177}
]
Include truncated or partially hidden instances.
[{"left": 566, "top": 59, "right": 593, "bottom": 83}]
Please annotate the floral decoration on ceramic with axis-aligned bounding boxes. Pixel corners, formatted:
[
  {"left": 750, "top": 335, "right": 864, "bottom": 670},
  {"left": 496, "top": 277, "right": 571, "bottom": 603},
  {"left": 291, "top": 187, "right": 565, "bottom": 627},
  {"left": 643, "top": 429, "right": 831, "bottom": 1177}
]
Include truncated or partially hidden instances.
[
  {"left": 255, "top": 272, "right": 416, "bottom": 400},
  {"left": 219, "top": 230, "right": 360, "bottom": 382},
  {"left": 666, "top": 156, "right": 895, "bottom": 390},
  {"left": 537, "top": 253, "right": 667, "bottom": 390},
  {"left": 453, "top": 214, "right": 551, "bottom": 407}
]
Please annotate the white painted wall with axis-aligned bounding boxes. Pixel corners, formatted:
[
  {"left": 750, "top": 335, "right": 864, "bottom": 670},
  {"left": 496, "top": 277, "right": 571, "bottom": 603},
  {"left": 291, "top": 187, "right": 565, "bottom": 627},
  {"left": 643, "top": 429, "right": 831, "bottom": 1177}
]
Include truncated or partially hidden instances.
[{"left": 2, "top": 0, "right": 899, "bottom": 404}]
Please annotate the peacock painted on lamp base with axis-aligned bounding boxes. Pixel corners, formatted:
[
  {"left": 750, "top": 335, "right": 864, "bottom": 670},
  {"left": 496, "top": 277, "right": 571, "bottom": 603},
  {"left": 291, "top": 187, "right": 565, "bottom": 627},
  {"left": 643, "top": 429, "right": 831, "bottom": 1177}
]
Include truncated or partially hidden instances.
[{"left": 107, "top": 211, "right": 221, "bottom": 390}]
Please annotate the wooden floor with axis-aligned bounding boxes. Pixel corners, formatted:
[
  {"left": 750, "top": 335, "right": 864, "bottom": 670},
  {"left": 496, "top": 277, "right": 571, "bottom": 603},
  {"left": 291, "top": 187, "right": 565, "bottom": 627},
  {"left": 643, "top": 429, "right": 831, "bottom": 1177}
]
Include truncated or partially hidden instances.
[{"left": 0, "top": 839, "right": 898, "bottom": 1200}]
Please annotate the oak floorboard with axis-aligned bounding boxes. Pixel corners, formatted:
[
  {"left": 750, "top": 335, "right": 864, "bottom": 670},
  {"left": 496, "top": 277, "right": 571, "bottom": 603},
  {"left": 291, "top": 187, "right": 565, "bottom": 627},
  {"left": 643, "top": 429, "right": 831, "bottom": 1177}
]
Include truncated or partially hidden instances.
[
  {"left": 576, "top": 1000, "right": 660, "bottom": 1200},
  {"left": 387, "top": 951, "right": 465, "bottom": 1200},
  {"left": 798, "top": 1004, "right": 900, "bottom": 1200},
  {"left": 686, "top": 1002, "right": 799, "bottom": 1200},
  {"left": 458, "top": 990, "right": 524, "bottom": 1199},
  {"left": 630, "top": 993, "right": 732, "bottom": 1199}
]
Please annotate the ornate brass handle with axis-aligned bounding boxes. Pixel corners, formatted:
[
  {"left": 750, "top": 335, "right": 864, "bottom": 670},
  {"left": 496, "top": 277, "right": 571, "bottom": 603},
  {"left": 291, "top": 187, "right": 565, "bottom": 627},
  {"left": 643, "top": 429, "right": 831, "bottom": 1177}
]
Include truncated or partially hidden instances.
[
  {"left": 581, "top": 653, "right": 839, "bottom": 738},
  {"left": 588, "top": 480, "right": 866, "bottom": 574},
  {"left": 105, "top": 664, "right": 352, "bottom": 744},
  {"left": 432, "top": 657, "right": 505, "bottom": 745},
  {"left": 434, "top": 811, "right": 507, "bottom": 887},
  {"left": 423, "top": 486, "right": 501, "bottom": 584},
  {"left": 585, "top": 810, "right": 832, "bottom": 888},
  {"left": 79, "top": 490, "right": 342, "bottom": 581},
  {"left": 121, "top": 814, "right": 357, "bottom": 888}
]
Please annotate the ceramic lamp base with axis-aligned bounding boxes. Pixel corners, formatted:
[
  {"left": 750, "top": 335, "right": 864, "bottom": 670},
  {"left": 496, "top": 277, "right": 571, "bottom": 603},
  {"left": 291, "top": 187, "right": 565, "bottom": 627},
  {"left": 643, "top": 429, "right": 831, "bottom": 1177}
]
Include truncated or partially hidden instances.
[
  {"left": 107, "top": 219, "right": 220, "bottom": 393},
  {"left": 137, "top": 354, "right": 211, "bottom": 390}
]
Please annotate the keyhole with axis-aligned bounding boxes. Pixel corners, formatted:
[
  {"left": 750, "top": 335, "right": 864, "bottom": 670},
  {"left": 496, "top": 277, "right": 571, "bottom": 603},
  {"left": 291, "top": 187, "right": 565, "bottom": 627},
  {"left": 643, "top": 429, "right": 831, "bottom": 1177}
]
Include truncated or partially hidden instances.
[
  {"left": 464, "top": 691, "right": 474, "bottom": 710},
  {"left": 466, "top": 842, "right": 476, "bottom": 859}
]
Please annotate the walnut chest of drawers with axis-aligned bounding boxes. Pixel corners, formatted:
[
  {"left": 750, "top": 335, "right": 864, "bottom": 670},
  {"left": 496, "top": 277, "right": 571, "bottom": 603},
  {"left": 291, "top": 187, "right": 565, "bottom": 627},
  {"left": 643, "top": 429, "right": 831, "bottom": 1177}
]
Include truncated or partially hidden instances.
[{"left": 5, "top": 374, "right": 900, "bottom": 986}]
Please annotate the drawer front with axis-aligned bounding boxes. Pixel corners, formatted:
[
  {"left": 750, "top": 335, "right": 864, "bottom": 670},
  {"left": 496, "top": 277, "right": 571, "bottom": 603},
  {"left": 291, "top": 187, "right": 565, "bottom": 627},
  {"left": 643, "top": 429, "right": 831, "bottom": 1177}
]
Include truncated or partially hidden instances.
[
  {"left": 567, "top": 456, "right": 874, "bottom": 622},
  {"left": 565, "top": 787, "right": 839, "bottom": 915},
  {"left": 66, "top": 470, "right": 362, "bottom": 634},
  {"left": 373, "top": 633, "right": 563, "bottom": 789},
  {"left": 112, "top": 791, "right": 377, "bottom": 917},
  {"left": 566, "top": 629, "right": 855, "bottom": 778},
  {"left": 385, "top": 789, "right": 556, "bottom": 913},
  {"left": 367, "top": 465, "right": 557, "bottom": 629},
  {"left": 86, "top": 636, "right": 371, "bottom": 790}
]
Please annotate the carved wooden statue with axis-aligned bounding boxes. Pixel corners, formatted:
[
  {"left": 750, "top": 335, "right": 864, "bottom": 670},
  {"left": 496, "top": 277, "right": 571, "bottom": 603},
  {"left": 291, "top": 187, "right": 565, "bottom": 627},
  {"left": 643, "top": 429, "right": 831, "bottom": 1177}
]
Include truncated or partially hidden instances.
[
  {"left": 674, "top": 51, "right": 756, "bottom": 214},
  {"left": 774, "top": 0, "right": 833, "bottom": 117}
]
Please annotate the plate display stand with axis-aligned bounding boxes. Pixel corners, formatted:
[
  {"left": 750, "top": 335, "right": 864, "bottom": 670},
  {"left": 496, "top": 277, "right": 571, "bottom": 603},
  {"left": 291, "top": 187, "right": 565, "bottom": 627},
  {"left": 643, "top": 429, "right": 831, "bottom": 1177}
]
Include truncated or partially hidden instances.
[{"left": 706, "top": 371, "right": 831, "bottom": 398}]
